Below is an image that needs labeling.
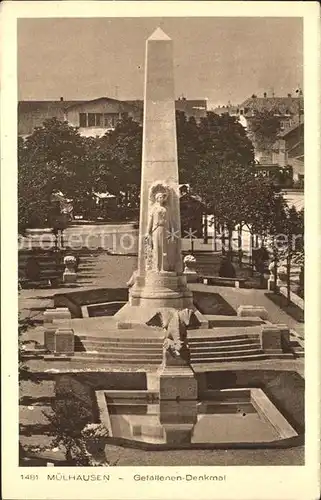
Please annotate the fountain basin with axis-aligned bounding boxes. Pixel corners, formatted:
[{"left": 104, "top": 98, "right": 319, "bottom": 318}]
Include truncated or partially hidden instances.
[{"left": 95, "top": 388, "right": 298, "bottom": 449}]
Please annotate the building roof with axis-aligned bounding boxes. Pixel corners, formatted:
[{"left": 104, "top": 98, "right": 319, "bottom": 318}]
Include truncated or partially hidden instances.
[
  {"left": 18, "top": 100, "right": 85, "bottom": 113},
  {"left": 66, "top": 97, "right": 142, "bottom": 112},
  {"left": 278, "top": 120, "right": 304, "bottom": 138},
  {"left": 18, "top": 97, "right": 142, "bottom": 114},
  {"left": 126, "top": 98, "right": 207, "bottom": 116},
  {"left": 239, "top": 96, "right": 304, "bottom": 116},
  {"left": 212, "top": 105, "right": 238, "bottom": 116},
  {"left": 19, "top": 97, "right": 206, "bottom": 118}
]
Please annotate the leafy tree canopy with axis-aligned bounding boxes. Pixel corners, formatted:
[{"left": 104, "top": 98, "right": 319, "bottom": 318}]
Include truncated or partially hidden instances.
[{"left": 246, "top": 110, "right": 282, "bottom": 152}]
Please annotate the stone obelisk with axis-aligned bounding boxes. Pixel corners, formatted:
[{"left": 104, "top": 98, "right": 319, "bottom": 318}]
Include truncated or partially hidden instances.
[{"left": 115, "top": 28, "right": 195, "bottom": 325}]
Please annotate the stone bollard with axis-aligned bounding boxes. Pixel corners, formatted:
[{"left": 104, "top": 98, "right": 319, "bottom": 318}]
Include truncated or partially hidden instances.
[
  {"left": 183, "top": 254, "right": 198, "bottom": 283},
  {"left": 267, "top": 261, "right": 285, "bottom": 291},
  {"left": 260, "top": 324, "right": 290, "bottom": 353},
  {"left": 55, "top": 327, "right": 75, "bottom": 355},
  {"left": 237, "top": 305, "right": 268, "bottom": 320},
  {"left": 63, "top": 255, "right": 77, "bottom": 283}
]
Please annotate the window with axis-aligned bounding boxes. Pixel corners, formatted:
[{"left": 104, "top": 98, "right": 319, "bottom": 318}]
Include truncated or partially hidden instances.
[
  {"left": 104, "top": 114, "right": 111, "bottom": 127},
  {"left": 79, "top": 112, "right": 119, "bottom": 128},
  {"left": 88, "top": 113, "right": 95, "bottom": 127},
  {"left": 79, "top": 113, "right": 87, "bottom": 127},
  {"left": 111, "top": 114, "right": 118, "bottom": 127},
  {"left": 95, "top": 113, "right": 103, "bottom": 127}
]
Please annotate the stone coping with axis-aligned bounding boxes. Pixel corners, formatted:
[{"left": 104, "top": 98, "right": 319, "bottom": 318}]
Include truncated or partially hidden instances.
[
  {"left": 34, "top": 358, "right": 303, "bottom": 376},
  {"left": 279, "top": 286, "right": 304, "bottom": 310},
  {"left": 250, "top": 388, "right": 297, "bottom": 439},
  {"left": 65, "top": 315, "right": 265, "bottom": 340}
]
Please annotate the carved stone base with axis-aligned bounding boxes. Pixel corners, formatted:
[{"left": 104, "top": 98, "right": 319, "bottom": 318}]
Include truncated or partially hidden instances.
[
  {"left": 115, "top": 305, "right": 208, "bottom": 329},
  {"left": 129, "top": 271, "right": 193, "bottom": 308},
  {"left": 63, "top": 271, "right": 77, "bottom": 283},
  {"left": 115, "top": 270, "right": 209, "bottom": 327}
]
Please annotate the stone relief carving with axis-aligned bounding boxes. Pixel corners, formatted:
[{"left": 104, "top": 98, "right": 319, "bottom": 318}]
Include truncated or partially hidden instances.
[{"left": 160, "top": 308, "right": 193, "bottom": 364}]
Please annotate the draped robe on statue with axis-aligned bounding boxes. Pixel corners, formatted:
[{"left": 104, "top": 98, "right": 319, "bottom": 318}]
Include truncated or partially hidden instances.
[{"left": 147, "top": 200, "right": 175, "bottom": 272}]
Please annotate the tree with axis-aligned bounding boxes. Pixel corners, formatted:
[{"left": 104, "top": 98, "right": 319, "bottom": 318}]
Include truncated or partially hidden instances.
[
  {"left": 18, "top": 136, "right": 52, "bottom": 232},
  {"left": 189, "top": 112, "right": 255, "bottom": 245},
  {"left": 43, "top": 392, "right": 109, "bottom": 465},
  {"left": 18, "top": 111, "right": 258, "bottom": 236},
  {"left": 261, "top": 193, "right": 289, "bottom": 293},
  {"left": 18, "top": 118, "right": 87, "bottom": 232},
  {"left": 247, "top": 110, "right": 281, "bottom": 153},
  {"left": 276, "top": 206, "right": 304, "bottom": 304},
  {"left": 242, "top": 176, "right": 283, "bottom": 274},
  {"left": 176, "top": 112, "right": 200, "bottom": 184},
  {"left": 100, "top": 117, "right": 143, "bottom": 208}
]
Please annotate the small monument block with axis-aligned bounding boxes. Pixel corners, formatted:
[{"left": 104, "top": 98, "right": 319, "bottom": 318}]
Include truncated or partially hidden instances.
[
  {"left": 237, "top": 305, "right": 268, "bottom": 320},
  {"left": 55, "top": 327, "right": 75, "bottom": 354},
  {"left": 260, "top": 325, "right": 288, "bottom": 353},
  {"left": 44, "top": 307, "right": 71, "bottom": 324}
]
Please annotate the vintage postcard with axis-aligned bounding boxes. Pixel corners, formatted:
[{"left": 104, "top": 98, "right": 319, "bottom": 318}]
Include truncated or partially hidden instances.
[{"left": 1, "top": 1, "right": 320, "bottom": 499}]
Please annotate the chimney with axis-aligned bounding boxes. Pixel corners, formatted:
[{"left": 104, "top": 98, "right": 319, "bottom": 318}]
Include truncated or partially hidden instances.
[
  {"left": 263, "top": 92, "right": 267, "bottom": 98},
  {"left": 287, "top": 93, "right": 292, "bottom": 98},
  {"left": 60, "top": 96, "right": 64, "bottom": 102}
]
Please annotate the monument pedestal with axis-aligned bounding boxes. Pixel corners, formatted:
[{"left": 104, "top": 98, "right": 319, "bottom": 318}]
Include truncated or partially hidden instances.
[
  {"left": 115, "top": 271, "right": 208, "bottom": 327},
  {"left": 129, "top": 271, "right": 194, "bottom": 309}
]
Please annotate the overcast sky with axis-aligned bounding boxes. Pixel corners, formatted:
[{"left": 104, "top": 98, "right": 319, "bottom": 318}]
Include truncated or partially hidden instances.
[{"left": 18, "top": 17, "right": 303, "bottom": 107}]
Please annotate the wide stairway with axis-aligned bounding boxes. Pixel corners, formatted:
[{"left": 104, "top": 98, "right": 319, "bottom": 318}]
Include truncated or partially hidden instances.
[{"left": 73, "top": 332, "right": 266, "bottom": 365}]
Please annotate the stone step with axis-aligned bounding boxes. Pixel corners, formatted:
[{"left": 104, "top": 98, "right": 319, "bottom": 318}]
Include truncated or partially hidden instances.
[
  {"left": 188, "top": 334, "right": 259, "bottom": 343},
  {"left": 188, "top": 339, "right": 260, "bottom": 350},
  {"left": 74, "top": 351, "right": 163, "bottom": 361},
  {"left": 78, "top": 345, "right": 163, "bottom": 353},
  {"left": 191, "top": 353, "right": 268, "bottom": 363},
  {"left": 78, "top": 338, "right": 260, "bottom": 351},
  {"left": 76, "top": 335, "right": 163, "bottom": 344},
  {"left": 76, "top": 339, "right": 163, "bottom": 349},
  {"left": 190, "top": 348, "right": 264, "bottom": 359},
  {"left": 190, "top": 343, "right": 262, "bottom": 353}
]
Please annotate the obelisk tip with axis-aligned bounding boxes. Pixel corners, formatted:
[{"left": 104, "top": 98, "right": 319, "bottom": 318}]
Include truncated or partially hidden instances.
[{"left": 148, "top": 27, "right": 171, "bottom": 41}]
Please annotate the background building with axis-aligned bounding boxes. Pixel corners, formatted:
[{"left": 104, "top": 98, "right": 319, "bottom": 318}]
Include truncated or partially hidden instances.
[
  {"left": 237, "top": 91, "right": 304, "bottom": 134},
  {"left": 18, "top": 96, "right": 208, "bottom": 138}
]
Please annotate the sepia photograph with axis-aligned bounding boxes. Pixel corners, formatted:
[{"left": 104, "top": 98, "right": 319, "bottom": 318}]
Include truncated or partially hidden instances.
[{"left": 1, "top": 1, "right": 320, "bottom": 499}]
